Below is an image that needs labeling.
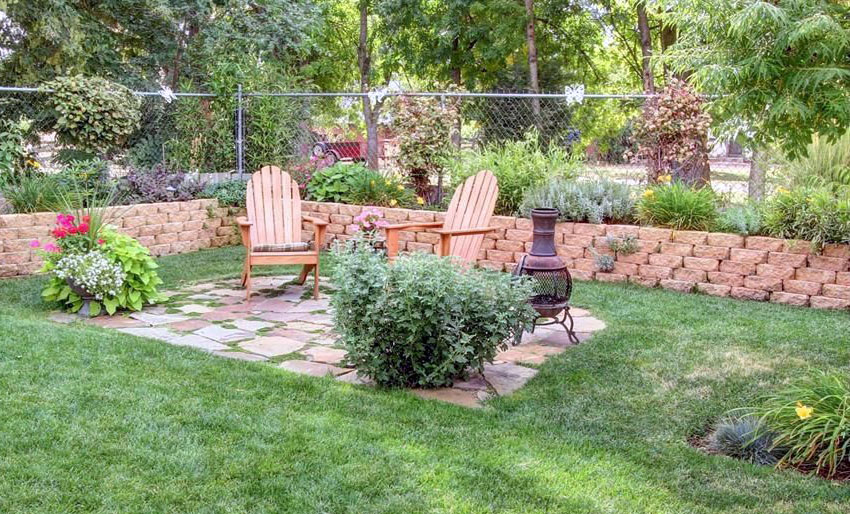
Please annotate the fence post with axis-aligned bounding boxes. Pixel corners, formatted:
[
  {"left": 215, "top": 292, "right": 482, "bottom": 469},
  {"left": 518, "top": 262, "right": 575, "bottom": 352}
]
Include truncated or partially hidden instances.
[{"left": 236, "top": 84, "right": 244, "bottom": 178}]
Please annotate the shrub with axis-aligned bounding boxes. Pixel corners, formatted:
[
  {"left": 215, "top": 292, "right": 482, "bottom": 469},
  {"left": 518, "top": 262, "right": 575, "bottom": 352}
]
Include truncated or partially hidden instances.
[
  {"left": 637, "top": 181, "right": 717, "bottom": 231},
  {"left": 0, "top": 117, "right": 37, "bottom": 178},
  {"left": 390, "top": 94, "right": 460, "bottom": 197},
  {"left": 753, "top": 373, "right": 850, "bottom": 478},
  {"left": 307, "top": 163, "right": 364, "bottom": 203},
  {"left": 330, "top": 246, "right": 536, "bottom": 388},
  {"left": 452, "top": 130, "right": 580, "bottom": 216},
  {"left": 201, "top": 179, "right": 247, "bottom": 208},
  {"left": 118, "top": 165, "right": 205, "bottom": 204},
  {"left": 347, "top": 168, "right": 415, "bottom": 207},
  {"left": 520, "top": 178, "right": 635, "bottom": 224},
  {"left": 0, "top": 174, "right": 69, "bottom": 213},
  {"left": 716, "top": 204, "right": 763, "bottom": 236},
  {"left": 780, "top": 130, "right": 850, "bottom": 188},
  {"left": 761, "top": 187, "right": 850, "bottom": 249},
  {"left": 42, "top": 75, "right": 141, "bottom": 156},
  {"left": 707, "top": 416, "right": 780, "bottom": 466},
  {"left": 631, "top": 79, "right": 711, "bottom": 185}
]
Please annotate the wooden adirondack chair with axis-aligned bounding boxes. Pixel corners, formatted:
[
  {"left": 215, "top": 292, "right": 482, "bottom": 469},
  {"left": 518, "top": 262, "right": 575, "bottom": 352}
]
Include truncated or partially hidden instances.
[
  {"left": 236, "top": 166, "right": 328, "bottom": 300},
  {"left": 385, "top": 170, "right": 499, "bottom": 264}
]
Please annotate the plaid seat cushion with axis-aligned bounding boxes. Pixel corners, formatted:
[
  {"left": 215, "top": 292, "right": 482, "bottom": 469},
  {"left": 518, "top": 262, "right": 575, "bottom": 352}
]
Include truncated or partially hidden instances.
[{"left": 252, "top": 242, "right": 312, "bottom": 252}]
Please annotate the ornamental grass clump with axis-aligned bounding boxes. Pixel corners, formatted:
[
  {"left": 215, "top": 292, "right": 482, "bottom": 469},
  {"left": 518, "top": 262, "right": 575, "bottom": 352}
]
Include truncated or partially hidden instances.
[
  {"left": 330, "top": 245, "right": 536, "bottom": 388},
  {"left": 636, "top": 181, "right": 717, "bottom": 231}
]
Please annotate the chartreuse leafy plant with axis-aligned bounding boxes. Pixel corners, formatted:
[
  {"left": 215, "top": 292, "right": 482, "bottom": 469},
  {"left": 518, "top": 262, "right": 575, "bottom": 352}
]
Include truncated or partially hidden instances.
[
  {"left": 753, "top": 373, "right": 850, "bottom": 479},
  {"left": 637, "top": 181, "right": 717, "bottom": 231},
  {"left": 306, "top": 162, "right": 363, "bottom": 203},
  {"left": 42, "top": 75, "right": 141, "bottom": 156},
  {"left": 330, "top": 245, "right": 535, "bottom": 388},
  {"left": 762, "top": 187, "right": 850, "bottom": 250}
]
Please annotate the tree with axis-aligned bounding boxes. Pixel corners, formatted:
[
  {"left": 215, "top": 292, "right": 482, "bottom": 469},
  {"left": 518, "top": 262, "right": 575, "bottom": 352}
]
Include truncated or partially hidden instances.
[
  {"left": 524, "top": 0, "right": 541, "bottom": 117},
  {"left": 662, "top": 0, "right": 850, "bottom": 199},
  {"left": 635, "top": 1, "right": 655, "bottom": 93},
  {"left": 357, "top": 0, "right": 387, "bottom": 170}
]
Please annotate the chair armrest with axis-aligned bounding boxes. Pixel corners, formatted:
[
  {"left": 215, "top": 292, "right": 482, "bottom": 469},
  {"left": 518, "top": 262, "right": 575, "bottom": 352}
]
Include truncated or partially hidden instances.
[
  {"left": 429, "top": 226, "right": 498, "bottom": 236},
  {"left": 236, "top": 217, "right": 251, "bottom": 248},
  {"left": 303, "top": 216, "right": 329, "bottom": 227},
  {"left": 384, "top": 222, "right": 445, "bottom": 260}
]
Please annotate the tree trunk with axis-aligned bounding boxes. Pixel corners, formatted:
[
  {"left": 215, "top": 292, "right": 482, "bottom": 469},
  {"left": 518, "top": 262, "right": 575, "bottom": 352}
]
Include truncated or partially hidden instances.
[
  {"left": 358, "top": 1, "right": 380, "bottom": 170},
  {"left": 524, "top": 0, "right": 541, "bottom": 118},
  {"left": 636, "top": 1, "right": 655, "bottom": 94},
  {"left": 748, "top": 148, "right": 765, "bottom": 201}
]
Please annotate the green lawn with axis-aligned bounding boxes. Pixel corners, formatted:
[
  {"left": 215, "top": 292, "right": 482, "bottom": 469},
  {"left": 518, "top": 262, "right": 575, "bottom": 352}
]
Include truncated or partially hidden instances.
[{"left": 1, "top": 246, "right": 849, "bottom": 513}]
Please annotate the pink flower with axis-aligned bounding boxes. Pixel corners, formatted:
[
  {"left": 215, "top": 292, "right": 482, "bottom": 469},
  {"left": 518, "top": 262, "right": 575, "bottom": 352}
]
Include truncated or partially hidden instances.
[
  {"left": 44, "top": 243, "right": 60, "bottom": 253},
  {"left": 29, "top": 240, "right": 40, "bottom": 248},
  {"left": 77, "top": 223, "right": 89, "bottom": 234},
  {"left": 98, "top": 239, "right": 105, "bottom": 245}
]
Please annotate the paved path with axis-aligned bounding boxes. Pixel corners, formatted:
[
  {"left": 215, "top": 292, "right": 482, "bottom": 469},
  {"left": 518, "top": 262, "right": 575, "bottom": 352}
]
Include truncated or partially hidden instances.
[{"left": 51, "top": 275, "right": 606, "bottom": 408}]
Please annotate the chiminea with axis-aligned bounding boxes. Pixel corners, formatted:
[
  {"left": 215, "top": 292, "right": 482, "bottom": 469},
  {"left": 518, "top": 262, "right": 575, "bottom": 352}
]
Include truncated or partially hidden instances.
[{"left": 512, "top": 208, "right": 579, "bottom": 344}]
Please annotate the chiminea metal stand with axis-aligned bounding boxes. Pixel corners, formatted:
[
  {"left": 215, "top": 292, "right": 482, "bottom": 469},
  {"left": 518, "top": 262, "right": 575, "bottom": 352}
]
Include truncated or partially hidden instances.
[{"left": 512, "top": 208, "right": 579, "bottom": 345}]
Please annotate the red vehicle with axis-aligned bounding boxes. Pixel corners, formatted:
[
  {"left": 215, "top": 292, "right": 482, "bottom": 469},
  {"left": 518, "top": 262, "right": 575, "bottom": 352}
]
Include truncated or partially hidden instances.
[{"left": 311, "top": 141, "right": 365, "bottom": 163}]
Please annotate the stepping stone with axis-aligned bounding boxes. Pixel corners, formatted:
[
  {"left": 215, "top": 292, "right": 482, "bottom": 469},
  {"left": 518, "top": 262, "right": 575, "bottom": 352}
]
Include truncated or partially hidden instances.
[
  {"left": 284, "top": 321, "right": 328, "bottom": 333},
  {"left": 571, "top": 316, "right": 606, "bottom": 333},
  {"left": 256, "top": 312, "right": 303, "bottom": 323},
  {"left": 129, "top": 312, "right": 189, "bottom": 326},
  {"left": 253, "top": 298, "right": 296, "bottom": 313},
  {"left": 200, "top": 311, "right": 248, "bottom": 322},
  {"left": 177, "top": 304, "right": 214, "bottom": 314},
  {"left": 187, "top": 293, "right": 218, "bottom": 301},
  {"left": 303, "top": 347, "right": 347, "bottom": 365},
  {"left": 240, "top": 336, "right": 305, "bottom": 357},
  {"left": 208, "top": 289, "right": 245, "bottom": 297},
  {"left": 49, "top": 312, "right": 77, "bottom": 324},
  {"left": 336, "top": 370, "right": 374, "bottom": 385},
  {"left": 452, "top": 372, "right": 489, "bottom": 392},
  {"left": 217, "top": 296, "right": 244, "bottom": 305},
  {"left": 85, "top": 316, "right": 145, "bottom": 329},
  {"left": 279, "top": 360, "right": 348, "bottom": 377},
  {"left": 118, "top": 327, "right": 180, "bottom": 342},
  {"left": 268, "top": 329, "right": 317, "bottom": 343},
  {"left": 193, "top": 325, "right": 253, "bottom": 343},
  {"left": 170, "top": 334, "right": 229, "bottom": 352},
  {"left": 219, "top": 303, "right": 261, "bottom": 313},
  {"left": 144, "top": 306, "right": 168, "bottom": 315},
  {"left": 187, "top": 282, "right": 217, "bottom": 292},
  {"left": 213, "top": 351, "right": 268, "bottom": 362},
  {"left": 411, "top": 388, "right": 482, "bottom": 408},
  {"left": 482, "top": 362, "right": 538, "bottom": 396},
  {"left": 569, "top": 307, "right": 590, "bottom": 317},
  {"left": 167, "top": 319, "right": 211, "bottom": 332},
  {"left": 232, "top": 319, "right": 274, "bottom": 332},
  {"left": 310, "top": 335, "right": 339, "bottom": 346},
  {"left": 298, "top": 313, "right": 334, "bottom": 326},
  {"left": 496, "top": 349, "right": 546, "bottom": 365},
  {"left": 287, "top": 300, "right": 331, "bottom": 313}
]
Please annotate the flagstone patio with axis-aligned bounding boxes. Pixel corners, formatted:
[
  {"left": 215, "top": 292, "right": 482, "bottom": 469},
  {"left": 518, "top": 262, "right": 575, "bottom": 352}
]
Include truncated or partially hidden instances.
[{"left": 50, "top": 275, "right": 606, "bottom": 408}]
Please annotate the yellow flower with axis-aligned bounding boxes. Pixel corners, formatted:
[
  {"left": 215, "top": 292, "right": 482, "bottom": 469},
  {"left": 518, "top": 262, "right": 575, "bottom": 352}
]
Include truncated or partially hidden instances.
[
  {"left": 389, "top": 199, "right": 398, "bottom": 206},
  {"left": 642, "top": 189, "right": 655, "bottom": 199},
  {"left": 658, "top": 174, "right": 672, "bottom": 184},
  {"left": 397, "top": 184, "right": 404, "bottom": 191},
  {"left": 795, "top": 401, "right": 813, "bottom": 420},
  {"left": 385, "top": 179, "right": 392, "bottom": 186},
  {"left": 416, "top": 196, "right": 425, "bottom": 205},
  {"left": 370, "top": 180, "right": 376, "bottom": 187},
  {"left": 776, "top": 186, "right": 789, "bottom": 194}
]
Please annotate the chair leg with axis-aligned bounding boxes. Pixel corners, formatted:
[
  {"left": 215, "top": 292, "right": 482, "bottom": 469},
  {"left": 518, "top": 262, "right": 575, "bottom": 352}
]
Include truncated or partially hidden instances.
[
  {"left": 298, "top": 264, "right": 314, "bottom": 285},
  {"left": 313, "top": 259, "right": 320, "bottom": 299},
  {"left": 241, "top": 257, "right": 250, "bottom": 286},
  {"left": 244, "top": 263, "right": 252, "bottom": 301}
]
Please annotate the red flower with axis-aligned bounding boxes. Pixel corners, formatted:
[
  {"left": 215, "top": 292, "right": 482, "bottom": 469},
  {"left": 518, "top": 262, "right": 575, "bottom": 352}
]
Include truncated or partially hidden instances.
[
  {"left": 52, "top": 228, "right": 67, "bottom": 239},
  {"left": 97, "top": 239, "right": 105, "bottom": 245},
  {"left": 68, "top": 226, "right": 78, "bottom": 234},
  {"left": 82, "top": 215, "right": 91, "bottom": 223},
  {"left": 77, "top": 223, "right": 89, "bottom": 234}
]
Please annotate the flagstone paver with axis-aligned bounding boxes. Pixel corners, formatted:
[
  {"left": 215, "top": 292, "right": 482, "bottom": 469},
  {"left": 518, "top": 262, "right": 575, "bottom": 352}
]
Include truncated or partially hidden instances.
[
  {"left": 52, "top": 274, "right": 606, "bottom": 409},
  {"left": 279, "top": 360, "right": 349, "bottom": 377},
  {"left": 170, "top": 334, "right": 229, "bottom": 352},
  {"left": 232, "top": 319, "right": 275, "bottom": 332},
  {"left": 240, "top": 336, "right": 305, "bottom": 357},
  {"left": 303, "top": 347, "right": 347, "bottom": 365},
  {"left": 193, "top": 325, "right": 253, "bottom": 343}
]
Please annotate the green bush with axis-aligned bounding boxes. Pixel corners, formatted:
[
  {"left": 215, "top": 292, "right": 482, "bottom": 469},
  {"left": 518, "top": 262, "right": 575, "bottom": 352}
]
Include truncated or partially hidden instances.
[
  {"left": 762, "top": 187, "right": 850, "bottom": 249},
  {"left": 307, "top": 163, "right": 364, "bottom": 203},
  {"left": 753, "top": 373, "right": 850, "bottom": 478},
  {"left": 0, "top": 117, "right": 36, "bottom": 178},
  {"left": 520, "top": 178, "right": 635, "bottom": 224},
  {"left": 0, "top": 174, "right": 70, "bottom": 213},
  {"left": 42, "top": 75, "right": 141, "bottom": 156},
  {"left": 780, "top": 130, "right": 850, "bottom": 188},
  {"left": 330, "top": 246, "right": 536, "bottom": 388},
  {"left": 451, "top": 130, "right": 580, "bottom": 216},
  {"left": 201, "top": 179, "right": 247, "bottom": 208},
  {"left": 636, "top": 182, "right": 717, "bottom": 231},
  {"left": 347, "top": 168, "right": 415, "bottom": 207},
  {"left": 716, "top": 204, "right": 763, "bottom": 236}
]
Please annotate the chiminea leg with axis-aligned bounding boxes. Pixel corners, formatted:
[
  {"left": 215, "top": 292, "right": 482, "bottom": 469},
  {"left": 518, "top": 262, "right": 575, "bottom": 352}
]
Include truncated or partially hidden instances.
[{"left": 562, "top": 308, "right": 579, "bottom": 344}]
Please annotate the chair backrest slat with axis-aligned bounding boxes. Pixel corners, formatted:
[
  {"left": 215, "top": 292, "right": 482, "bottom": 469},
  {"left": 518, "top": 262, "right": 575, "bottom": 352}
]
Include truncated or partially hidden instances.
[
  {"left": 246, "top": 166, "right": 302, "bottom": 247},
  {"left": 443, "top": 170, "right": 498, "bottom": 263}
]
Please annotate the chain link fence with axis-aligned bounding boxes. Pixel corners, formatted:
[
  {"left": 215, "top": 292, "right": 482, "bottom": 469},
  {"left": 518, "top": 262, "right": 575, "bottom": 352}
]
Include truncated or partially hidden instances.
[{"left": 0, "top": 87, "right": 751, "bottom": 193}]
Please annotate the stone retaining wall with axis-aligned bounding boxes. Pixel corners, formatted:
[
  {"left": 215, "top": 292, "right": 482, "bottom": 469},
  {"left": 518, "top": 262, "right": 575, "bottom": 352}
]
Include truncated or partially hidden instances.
[
  {"left": 0, "top": 199, "right": 241, "bottom": 277},
  {"left": 300, "top": 201, "right": 850, "bottom": 311}
]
